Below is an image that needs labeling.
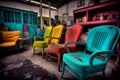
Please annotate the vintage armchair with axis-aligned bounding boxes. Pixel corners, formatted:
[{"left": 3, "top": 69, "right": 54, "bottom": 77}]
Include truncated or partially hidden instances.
[
  {"left": 33, "top": 26, "right": 52, "bottom": 57},
  {"left": 46, "top": 24, "right": 83, "bottom": 71},
  {"left": 61, "top": 25, "right": 120, "bottom": 80},
  {"left": 47, "top": 25, "right": 64, "bottom": 44},
  {"left": 33, "top": 25, "right": 64, "bottom": 58},
  {"left": 0, "top": 31, "right": 22, "bottom": 51}
]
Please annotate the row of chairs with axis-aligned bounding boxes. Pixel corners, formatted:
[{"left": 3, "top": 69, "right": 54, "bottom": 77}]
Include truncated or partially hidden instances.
[
  {"left": 33, "top": 24, "right": 83, "bottom": 71},
  {"left": 33, "top": 25, "right": 64, "bottom": 57},
  {"left": 33, "top": 24, "right": 120, "bottom": 80}
]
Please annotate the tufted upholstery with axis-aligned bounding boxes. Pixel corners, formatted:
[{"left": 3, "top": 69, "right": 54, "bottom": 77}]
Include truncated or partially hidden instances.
[{"left": 0, "top": 31, "right": 22, "bottom": 50}]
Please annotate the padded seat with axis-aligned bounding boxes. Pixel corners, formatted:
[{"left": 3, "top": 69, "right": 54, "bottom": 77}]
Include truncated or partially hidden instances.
[
  {"left": 0, "top": 42, "right": 16, "bottom": 47},
  {"left": 33, "top": 41, "right": 48, "bottom": 48},
  {"left": 63, "top": 52, "right": 105, "bottom": 72},
  {"left": 0, "top": 31, "right": 22, "bottom": 50},
  {"left": 47, "top": 44, "right": 65, "bottom": 53}
]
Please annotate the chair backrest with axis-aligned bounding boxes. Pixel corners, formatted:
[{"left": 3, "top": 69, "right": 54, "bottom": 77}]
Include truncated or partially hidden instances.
[
  {"left": 65, "top": 24, "right": 83, "bottom": 47},
  {"left": 37, "top": 29, "right": 44, "bottom": 36},
  {"left": 86, "top": 25, "right": 120, "bottom": 56},
  {"left": 43, "top": 26, "right": 52, "bottom": 41},
  {"left": 50, "top": 25, "right": 64, "bottom": 44},
  {"left": 2, "top": 31, "right": 21, "bottom": 42}
]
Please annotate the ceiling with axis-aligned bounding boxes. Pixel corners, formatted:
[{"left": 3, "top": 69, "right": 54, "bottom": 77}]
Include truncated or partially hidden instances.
[
  {"left": 38, "top": 0, "right": 72, "bottom": 8},
  {"left": 18, "top": 0, "right": 73, "bottom": 9}
]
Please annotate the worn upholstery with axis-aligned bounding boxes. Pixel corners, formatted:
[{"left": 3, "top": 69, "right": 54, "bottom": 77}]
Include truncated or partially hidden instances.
[
  {"left": 46, "top": 24, "right": 83, "bottom": 71},
  {"left": 61, "top": 25, "right": 120, "bottom": 80},
  {"left": 0, "top": 31, "right": 22, "bottom": 50}
]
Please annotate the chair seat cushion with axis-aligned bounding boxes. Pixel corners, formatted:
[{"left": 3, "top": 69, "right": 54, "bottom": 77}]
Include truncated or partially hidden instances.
[
  {"left": 0, "top": 42, "right": 16, "bottom": 47},
  {"left": 33, "top": 41, "right": 48, "bottom": 48},
  {"left": 63, "top": 52, "right": 106, "bottom": 73},
  {"left": 47, "top": 44, "right": 65, "bottom": 54}
]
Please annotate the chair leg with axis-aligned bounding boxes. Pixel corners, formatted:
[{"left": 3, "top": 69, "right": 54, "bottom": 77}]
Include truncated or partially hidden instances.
[
  {"left": 33, "top": 47, "right": 35, "bottom": 54},
  {"left": 46, "top": 49, "right": 48, "bottom": 61},
  {"left": 40, "top": 48, "right": 44, "bottom": 58},
  {"left": 79, "top": 74, "right": 86, "bottom": 80},
  {"left": 61, "top": 61, "right": 65, "bottom": 78},
  {"left": 102, "top": 70, "right": 106, "bottom": 79},
  {"left": 58, "top": 54, "right": 61, "bottom": 72}
]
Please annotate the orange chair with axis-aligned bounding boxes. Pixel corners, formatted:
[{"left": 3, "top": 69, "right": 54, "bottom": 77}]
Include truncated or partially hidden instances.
[{"left": 46, "top": 24, "right": 83, "bottom": 71}]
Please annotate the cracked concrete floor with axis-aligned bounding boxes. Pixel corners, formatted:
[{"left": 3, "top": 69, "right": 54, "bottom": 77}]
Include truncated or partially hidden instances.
[{"left": 0, "top": 45, "right": 116, "bottom": 80}]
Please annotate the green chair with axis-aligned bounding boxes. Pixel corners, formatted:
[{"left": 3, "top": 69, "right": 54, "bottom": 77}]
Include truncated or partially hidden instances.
[
  {"left": 33, "top": 26, "right": 52, "bottom": 57},
  {"left": 61, "top": 25, "right": 120, "bottom": 80}
]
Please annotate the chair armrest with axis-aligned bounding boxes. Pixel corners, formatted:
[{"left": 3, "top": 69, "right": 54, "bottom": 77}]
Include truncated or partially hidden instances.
[
  {"left": 89, "top": 50, "right": 112, "bottom": 70},
  {"left": 34, "top": 36, "right": 43, "bottom": 41},
  {"left": 65, "top": 42, "right": 86, "bottom": 53},
  {"left": 48, "top": 37, "right": 61, "bottom": 44}
]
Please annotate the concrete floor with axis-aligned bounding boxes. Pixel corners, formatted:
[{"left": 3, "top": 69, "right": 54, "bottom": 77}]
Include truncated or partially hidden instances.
[{"left": 0, "top": 45, "right": 117, "bottom": 80}]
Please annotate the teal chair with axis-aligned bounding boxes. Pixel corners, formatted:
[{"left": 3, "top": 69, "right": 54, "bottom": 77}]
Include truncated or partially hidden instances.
[{"left": 61, "top": 25, "right": 120, "bottom": 80}]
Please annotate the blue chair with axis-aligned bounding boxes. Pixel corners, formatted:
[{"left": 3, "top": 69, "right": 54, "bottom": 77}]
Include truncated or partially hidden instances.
[
  {"left": 36, "top": 29, "right": 45, "bottom": 40},
  {"left": 61, "top": 25, "right": 120, "bottom": 80},
  {"left": 37, "top": 29, "right": 44, "bottom": 36}
]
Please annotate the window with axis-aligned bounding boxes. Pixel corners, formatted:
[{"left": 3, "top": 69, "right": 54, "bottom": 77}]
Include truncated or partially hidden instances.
[
  {"left": 15, "top": 12, "right": 21, "bottom": 23},
  {"left": 23, "top": 13, "right": 29, "bottom": 24},
  {"left": 77, "top": 0, "right": 85, "bottom": 7}
]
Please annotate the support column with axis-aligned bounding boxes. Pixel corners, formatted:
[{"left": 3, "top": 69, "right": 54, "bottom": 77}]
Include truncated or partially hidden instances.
[
  {"left": 49, "top": 2, "right": 51, "bottom": 26},
  {"left": 66, "top": 3, "right": 68, "bottom": 14},
  {"left": 40, "top": 0, "right": 43, "bottom": 29}
]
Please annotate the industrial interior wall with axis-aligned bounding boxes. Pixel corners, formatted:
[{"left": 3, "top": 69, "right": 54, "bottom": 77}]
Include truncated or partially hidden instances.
[
  {"left": 0, "top": 1, "right": 57, "bottom": 40},
  {"left": 0, "top": 1, "right": 57, "bottom": 18},
  {"left": 58, "top": 0, "right": 109, "bottom": 25}
]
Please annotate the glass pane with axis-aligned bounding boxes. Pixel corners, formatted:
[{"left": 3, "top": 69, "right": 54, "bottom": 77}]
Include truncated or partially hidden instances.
[
  {"left": 23, "top": 13, "right": 28, "bottom": 24},
  {"left": 15, "top": 12, "right": 21, "bottom": 23}
]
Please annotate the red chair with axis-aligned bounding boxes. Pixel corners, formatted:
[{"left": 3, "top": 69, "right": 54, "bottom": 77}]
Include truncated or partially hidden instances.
[{"left": 46, "top": 24, "right": 83, "bottom": 71}]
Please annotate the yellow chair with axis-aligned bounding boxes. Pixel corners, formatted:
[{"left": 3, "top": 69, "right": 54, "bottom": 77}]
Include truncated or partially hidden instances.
[
  {"left": 33, "top": 26, "right": 52, "bottom": 57},
  {"left": 0, "top": 31, "right": 22, "bottom": 51},
  {"left": 48, "top": 25, "right": 64, "bottom": 44},
  {"left": 33, "top": 25, "right": 64, "bottom": 58}
]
